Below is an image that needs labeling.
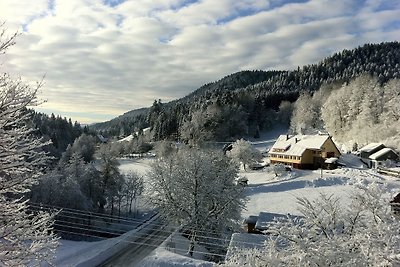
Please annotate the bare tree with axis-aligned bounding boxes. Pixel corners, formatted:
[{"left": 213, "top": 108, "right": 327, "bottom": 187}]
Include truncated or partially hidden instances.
[
  {"left": 123, "top": 171, "right": 144, "bottom": 216},
  {"left": 96, "top": 143, "right": 124, "bottom": 214}
]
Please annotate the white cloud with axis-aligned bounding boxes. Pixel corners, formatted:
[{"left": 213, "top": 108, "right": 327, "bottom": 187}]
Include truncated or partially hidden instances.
[{"left": 0, "top": 0, "right": 399, "bottom": 123}]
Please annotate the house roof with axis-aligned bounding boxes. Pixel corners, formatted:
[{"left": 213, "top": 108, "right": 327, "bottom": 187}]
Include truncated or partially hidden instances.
[
  {"left": 255, "top": 212, "right": 285, "bottom": 230},
  {"left": 226, "top": 233, "right": 268, "bottom": 258},
  {"left": 255, "top": 212, "right": 303, "bottom": 230},
  {"left": 270, "top": 134, "right": 332, "bottom": 156},
  {"left": 97, "top": 134, "right": 108, "bottom": 143},
  {"left": 369, "top": 147, "right": 398, "bottom": 160},
  {"left": 244, "top": 215, "right": 258, "bottom": 224},
  {"left": 359, "top": 143, "right": 384, "bottom": 153}
]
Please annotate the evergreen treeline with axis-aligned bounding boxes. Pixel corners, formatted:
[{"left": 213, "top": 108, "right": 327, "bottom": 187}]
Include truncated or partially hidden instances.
[
  {"left": 29, "top": 111, "right": 85, "bottom": 158},
  {"left": 92, "top": 108, "right": 149, "bottom": 138},
  {"left": 91, "top": 42, "right": 400, "bottom": 142}
]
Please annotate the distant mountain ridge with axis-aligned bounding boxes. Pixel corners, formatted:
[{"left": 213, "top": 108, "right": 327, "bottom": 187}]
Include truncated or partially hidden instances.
[{"left": 91, "top": 42, "right": 400, "bottom": 140}]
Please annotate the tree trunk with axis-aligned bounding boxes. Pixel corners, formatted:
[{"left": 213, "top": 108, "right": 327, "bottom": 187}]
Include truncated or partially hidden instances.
[{"left": 188, "top": 232, "right": 196, "bottom": 257}]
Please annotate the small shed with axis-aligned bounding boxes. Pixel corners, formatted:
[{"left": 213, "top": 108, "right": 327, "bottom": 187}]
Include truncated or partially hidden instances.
[
  {"left": 369, "top": 148, "right": 398, "bottom": 163},
  {"left": 359, "top": 143, "right": 399, "bottom": 169},
  {"left": 324, "top": 157, "right": 338, "bottom": 170},
  {"left": 243, "top": 215, "right": 259, "bottom": 233},
  {"left": 390, "top": 193, "right": 400, "bottom": 215},
  {"left": 359, "top": 143, "right": 385, "bottom": 159},
  {"left": 236, "top": 176, "right": 249, "bottom": 186}
]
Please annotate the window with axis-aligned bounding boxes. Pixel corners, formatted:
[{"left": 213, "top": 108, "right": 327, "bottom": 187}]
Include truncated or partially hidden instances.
[{"left": 327, "top": 152, "right": 335, "bottom": 158}]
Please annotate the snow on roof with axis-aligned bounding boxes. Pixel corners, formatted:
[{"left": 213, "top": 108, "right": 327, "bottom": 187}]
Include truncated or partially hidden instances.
[
  {"left": 226, "top": 233, "right": 268, "bottom": 261},
  {"left": 270, "top": 134, "right": 331, "bottom": 156},
  {"left": 227, "top": 233, "right": 268, "bottom": 251},
  {"left": 369, "top": 147, "right": 397, "bottom": 160},
  {"left": 97, "top": 134, "right": 108, "bottom": 143},
  {"left": 118, "top": 134, "right": 134, "bottom": 143},
  {"left": 359, "top": 143, "right": 384, "bottom": 153},
  {"left": 255, "top": 212, "right": 302, "bottom": 230},
  {"left": 255, "top": 212, "right": 284, "bottom": 230},
  {"left": 325, "top": 157, "right": 338, "bottom": 164}
]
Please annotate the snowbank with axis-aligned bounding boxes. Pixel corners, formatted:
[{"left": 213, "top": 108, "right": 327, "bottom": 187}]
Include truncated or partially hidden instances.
[
  {"left": 140, "top": 249, "right": 213, "bottom": 267},
  {"left": 140, "top": 231, "right": 214, "bottom": 267}
]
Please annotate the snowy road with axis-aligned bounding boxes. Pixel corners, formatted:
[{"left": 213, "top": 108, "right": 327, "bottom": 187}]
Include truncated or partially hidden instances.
[{"left": 97, "top": 222, "right": 171, "bottom": 267}]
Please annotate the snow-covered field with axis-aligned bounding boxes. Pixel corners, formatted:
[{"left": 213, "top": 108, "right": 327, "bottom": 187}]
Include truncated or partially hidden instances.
[
  {"left": 50, "top": 134, "right": 400, "bottom": 266},
  {"left": 241, "top": 153, "right": 400, "bottom": 218},
  {"left": 118, "top": 158, "right": 153, "bottom": 175}
]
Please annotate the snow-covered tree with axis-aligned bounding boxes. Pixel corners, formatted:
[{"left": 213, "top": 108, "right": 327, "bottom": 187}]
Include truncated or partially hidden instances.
[
  {"left": 227, "top": 139, "right": 262, "bottom": 170},
  {"left": 123, "top": 171, "right": 144, "bottom": 215},
  {"left": 321, "top": 76, "right": 400, "bottom": 149},
  {"left": 69, "top": 133, "right": 97, "bottom": 163},
  {"left": 154, "top": 140, "right": 176, "bottom": 158},
  {"left": 271, "top": 163, "right": 287, "bottom": 177},
  {"left": 290, "top": 92, "right": 321, "bottom": 134},
  {"left": 222, "top": 183, "right": 400, "bottom": 266},
  {"left": 148, "top": 148, "right": 245, "bottom": 258},
  {"left": 289, "top": 83, "right": 335, "bottom": 135},
  {"left": 275, "top": 100, "right": 294, "bottom": 126},
  {"left": 97, "top": 143, "right": 124, "bottom": 214},
  {"left": 0, "top": 29, "right": 58, "bottom": 266}
]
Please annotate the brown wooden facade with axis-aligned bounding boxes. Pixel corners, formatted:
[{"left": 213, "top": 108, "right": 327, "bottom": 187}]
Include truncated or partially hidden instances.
[{"left": 269, "top": 135, "right": 341, "bottom": 170}]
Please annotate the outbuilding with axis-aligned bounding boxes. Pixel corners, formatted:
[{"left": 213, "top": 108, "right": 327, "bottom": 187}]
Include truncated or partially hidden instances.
[{"left": 359, "top": 144, "right": 399, "bottom": 168}]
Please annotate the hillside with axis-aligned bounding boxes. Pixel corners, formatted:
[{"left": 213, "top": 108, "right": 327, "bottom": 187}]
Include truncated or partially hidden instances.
[{"left": 91, "top": 42, "right": 400, "bottom": 140}]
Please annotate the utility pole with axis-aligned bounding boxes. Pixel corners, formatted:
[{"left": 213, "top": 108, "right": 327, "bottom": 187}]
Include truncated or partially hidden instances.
[{"left": 320, "top": 163, "right": 323, "bottom": 179}]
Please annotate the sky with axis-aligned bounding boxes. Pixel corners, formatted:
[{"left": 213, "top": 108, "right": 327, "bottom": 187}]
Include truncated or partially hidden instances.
[{"left": 1, "top": 0, "right": 399, "bottom": 124}]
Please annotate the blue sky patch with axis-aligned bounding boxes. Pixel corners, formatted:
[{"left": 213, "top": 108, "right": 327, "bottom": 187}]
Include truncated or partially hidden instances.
[
  {"left": 103, "top": 0, "right": 126, "bottom": 8},
  {"left": 268, "top": 0, "right": 309, "bottom": 10},
  {"left": 171, "top": 0, "right": 199, "bottom": 11}
]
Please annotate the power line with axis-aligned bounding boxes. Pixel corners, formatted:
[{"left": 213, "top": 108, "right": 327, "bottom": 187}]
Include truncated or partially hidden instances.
[
  {"left": 53, "top": 228, "right": 228, "bottom": 259},
  {"left": 52, "top": 217, "right": 266, "bottom": 248},
  {"left": 28, "top": 202, "right": 271, "bottom": 248},
  {"left": 28, "top": 202, "right": 235, "bottom": 239},
  {"left": 28, "top": 201, "right": 149, "bottom": 223},
  {"left": 30, "top": 207, "right": 232, "bottom": 245},
  {"left": 50, "top": 219, "right": 230, "bottom": 249},
  {"left": 38, "top": 210, "right": 231, "bottom": 248},
  {"left": 28, "top": 203, "right": 150, "bottom": 225},
  {"left": 28, "top": 204, "right": 267, "bottom": 248}
]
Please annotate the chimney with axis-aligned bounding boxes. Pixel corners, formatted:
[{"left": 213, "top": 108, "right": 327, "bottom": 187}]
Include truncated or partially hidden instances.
[
  {"left": 286, "top": 134, "right": 289, "bottom": 140},
  {"left": 295, "top": 137, "right": 298, "bottom": 143}
]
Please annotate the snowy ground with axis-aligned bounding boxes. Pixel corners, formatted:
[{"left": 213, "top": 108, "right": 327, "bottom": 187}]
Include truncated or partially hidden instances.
[
  {"left": 241, "top": 153, "right": 400, "bottom": 218},
  {"left": 118, "top": 157, "right": 153, "bottom": 175},
  {"left": 45, "top": 215, "right": 161, "bottom": 266},
  {"left": 140, "top": 232, "right": 214, "bottom": 267}
]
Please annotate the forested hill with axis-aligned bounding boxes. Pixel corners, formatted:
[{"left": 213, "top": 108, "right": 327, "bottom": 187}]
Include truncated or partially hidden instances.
[{"left": 91, "top": 42, "right": 400, "bottom": 141}]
